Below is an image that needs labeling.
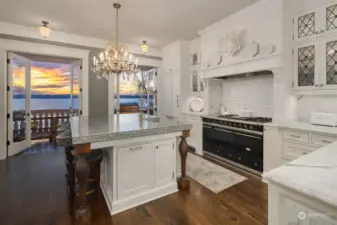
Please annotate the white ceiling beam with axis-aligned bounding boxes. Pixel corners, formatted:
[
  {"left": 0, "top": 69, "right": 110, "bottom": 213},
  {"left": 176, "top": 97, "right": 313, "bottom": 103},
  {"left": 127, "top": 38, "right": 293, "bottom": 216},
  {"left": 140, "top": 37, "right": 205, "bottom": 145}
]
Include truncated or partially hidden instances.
[{"left": 0, "top": 21, "right": 162, "bottom": 58}]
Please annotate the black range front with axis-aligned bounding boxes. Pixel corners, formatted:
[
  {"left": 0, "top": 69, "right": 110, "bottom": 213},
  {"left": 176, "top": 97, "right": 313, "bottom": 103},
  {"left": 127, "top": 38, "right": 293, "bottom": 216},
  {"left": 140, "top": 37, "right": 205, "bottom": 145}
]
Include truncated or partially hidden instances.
[{"left": 203, "top": 118, "right": 264, "bottom": 174}]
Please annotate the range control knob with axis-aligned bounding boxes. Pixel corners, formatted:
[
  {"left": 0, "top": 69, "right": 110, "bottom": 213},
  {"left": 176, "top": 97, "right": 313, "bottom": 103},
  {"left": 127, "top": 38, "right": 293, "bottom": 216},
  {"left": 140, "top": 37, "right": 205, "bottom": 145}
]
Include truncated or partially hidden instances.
[
  {"left": 244, "top": 124, "right": 247, "bottom": 128},
  {"left": 250, "top": 125, "right": 253, "bottom": 129}
]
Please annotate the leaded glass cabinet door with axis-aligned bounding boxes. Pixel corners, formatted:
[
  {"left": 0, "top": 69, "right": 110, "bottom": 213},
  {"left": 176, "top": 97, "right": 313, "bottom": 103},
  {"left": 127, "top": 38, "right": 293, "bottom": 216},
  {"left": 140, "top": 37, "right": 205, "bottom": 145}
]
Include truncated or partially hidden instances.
[
  {"left": 321, "top": 36, "right": 337, "bottom": 90},
  {"left": 294, "top": 10, "right": 317, "bottom": 42},
  {"left": 294, "top": 41, "right": 320, "bottom": 91},
  {"left": 325, "top": 1, "right": 337, "bottom": 36}
]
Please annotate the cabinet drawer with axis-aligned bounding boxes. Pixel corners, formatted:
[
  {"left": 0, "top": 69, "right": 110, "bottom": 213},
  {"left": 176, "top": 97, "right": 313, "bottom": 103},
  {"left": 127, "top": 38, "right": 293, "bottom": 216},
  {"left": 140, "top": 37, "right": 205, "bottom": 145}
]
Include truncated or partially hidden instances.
[
  {"left": 283, "top": 129, "right": 309, "bottom": 143},
  {"left": 311, "top": 133, "right": 337, "bottom": 147},
  {"left": 118, "top": 143, "right": 152, "bottom": 152},
  {"left": 282, "top": 141, "right": 316, "bottom": 161}
]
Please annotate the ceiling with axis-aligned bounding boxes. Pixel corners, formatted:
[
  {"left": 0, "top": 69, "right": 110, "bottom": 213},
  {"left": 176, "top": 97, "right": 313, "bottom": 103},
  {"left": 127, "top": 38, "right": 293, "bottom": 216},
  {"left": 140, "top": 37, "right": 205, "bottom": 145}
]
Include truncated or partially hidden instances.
[{"left": 0, "top": 0, "right": 258, "bottom": 48}]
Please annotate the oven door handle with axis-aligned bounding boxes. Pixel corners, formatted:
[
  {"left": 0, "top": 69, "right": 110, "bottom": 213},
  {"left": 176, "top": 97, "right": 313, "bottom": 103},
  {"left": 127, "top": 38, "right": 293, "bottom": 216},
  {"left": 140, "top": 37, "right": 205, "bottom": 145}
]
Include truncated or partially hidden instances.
[
  {"left": 235, "top": 132, "right": 262, "bottom": 139},
  {"left": 203, "top": 125, "right": 213, "bottom": 129},
  {"left": 214, "top": 128, "right": 233, "bottom": 133}
]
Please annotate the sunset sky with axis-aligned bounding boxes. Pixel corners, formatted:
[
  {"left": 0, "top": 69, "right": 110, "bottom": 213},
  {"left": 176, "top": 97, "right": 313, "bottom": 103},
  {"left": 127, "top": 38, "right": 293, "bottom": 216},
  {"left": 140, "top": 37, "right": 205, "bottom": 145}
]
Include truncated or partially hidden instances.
[
  {"left": 13, "top": 60, "right": 79, "bottom": 95},
  {"left": 13, "top": 60, "right": 143, "bottom": 96}
]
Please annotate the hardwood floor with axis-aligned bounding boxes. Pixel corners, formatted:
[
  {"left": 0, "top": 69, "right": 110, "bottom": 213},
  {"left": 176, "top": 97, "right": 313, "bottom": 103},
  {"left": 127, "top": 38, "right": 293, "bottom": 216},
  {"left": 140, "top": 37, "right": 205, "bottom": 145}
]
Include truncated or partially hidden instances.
[{"left": 0, "top": 143, "right": 267, "bottom": 225}]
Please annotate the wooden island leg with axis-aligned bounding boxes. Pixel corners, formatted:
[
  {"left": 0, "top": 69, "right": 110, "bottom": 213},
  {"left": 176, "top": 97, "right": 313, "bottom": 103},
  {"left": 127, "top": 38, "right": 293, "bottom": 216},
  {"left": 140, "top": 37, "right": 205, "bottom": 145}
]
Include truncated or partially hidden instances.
[
  {"left": 74, "top": 143, "right": 91, "bottom": 225},
  {"left": 178, "top": 130, "right": 191, "bottom": 190}
]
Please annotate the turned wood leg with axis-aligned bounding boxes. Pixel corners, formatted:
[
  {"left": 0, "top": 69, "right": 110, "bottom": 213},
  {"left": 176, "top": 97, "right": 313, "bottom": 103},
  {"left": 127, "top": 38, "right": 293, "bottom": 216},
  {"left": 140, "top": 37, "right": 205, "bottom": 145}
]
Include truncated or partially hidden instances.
[
  {"left": 75, "top": 144, "right": 91, "bottom": 225},
  {"left": 178, "top": 130, "right": 191, "bottom": 190},
  {"left": 67, "top": 159, "right": 75, "bottom": 212}
]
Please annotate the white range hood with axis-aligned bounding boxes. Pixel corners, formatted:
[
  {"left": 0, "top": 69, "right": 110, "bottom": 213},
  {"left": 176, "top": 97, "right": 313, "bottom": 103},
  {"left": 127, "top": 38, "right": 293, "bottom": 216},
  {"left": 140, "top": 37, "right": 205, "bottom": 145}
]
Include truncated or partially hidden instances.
[{"left": 201, "top": 54, "right": 281, "bottom": 79}]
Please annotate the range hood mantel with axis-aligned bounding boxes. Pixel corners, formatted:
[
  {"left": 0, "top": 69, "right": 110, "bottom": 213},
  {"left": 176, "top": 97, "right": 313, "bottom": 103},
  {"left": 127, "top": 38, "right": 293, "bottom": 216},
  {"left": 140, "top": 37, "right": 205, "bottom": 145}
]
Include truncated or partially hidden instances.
[{"left": 201, "top": 54, "right": 281, "bottom": 79}]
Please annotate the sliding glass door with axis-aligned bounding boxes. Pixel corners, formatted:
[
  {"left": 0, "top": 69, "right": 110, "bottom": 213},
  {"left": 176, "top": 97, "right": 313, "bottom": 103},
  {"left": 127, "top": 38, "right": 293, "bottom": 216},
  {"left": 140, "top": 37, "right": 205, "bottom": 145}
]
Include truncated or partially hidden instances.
[{"left": 7, "top": 53, "right": 31, "bottom": 156}]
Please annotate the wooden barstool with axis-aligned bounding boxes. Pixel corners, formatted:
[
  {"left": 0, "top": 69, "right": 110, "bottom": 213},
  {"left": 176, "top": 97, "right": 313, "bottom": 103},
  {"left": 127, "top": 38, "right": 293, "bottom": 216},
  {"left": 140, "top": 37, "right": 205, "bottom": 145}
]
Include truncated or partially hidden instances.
[{"left": 65, "top": 147, "right": 103, "bottom": 211}]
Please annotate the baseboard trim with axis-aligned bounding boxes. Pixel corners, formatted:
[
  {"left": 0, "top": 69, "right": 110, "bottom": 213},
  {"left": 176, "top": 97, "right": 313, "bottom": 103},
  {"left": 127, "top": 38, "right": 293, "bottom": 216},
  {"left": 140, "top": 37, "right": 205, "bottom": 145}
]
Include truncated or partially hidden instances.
[{"left": 101, "top": 182, "right": 178, "bottom": 216}]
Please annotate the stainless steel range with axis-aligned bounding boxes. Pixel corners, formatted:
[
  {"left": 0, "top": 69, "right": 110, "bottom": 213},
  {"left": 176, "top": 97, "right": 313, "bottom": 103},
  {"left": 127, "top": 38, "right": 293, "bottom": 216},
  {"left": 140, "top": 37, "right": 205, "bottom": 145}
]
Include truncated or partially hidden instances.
[{"left": 202, "top": 115, "right": 272, "bottom": 175}]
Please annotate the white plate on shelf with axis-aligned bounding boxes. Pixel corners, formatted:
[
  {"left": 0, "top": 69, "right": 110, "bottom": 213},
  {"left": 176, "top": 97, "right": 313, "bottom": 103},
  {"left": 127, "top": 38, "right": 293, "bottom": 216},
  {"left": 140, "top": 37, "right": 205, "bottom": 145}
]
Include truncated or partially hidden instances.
[{"left": 189, "top": 98, "right": 204, "bottom": 112}]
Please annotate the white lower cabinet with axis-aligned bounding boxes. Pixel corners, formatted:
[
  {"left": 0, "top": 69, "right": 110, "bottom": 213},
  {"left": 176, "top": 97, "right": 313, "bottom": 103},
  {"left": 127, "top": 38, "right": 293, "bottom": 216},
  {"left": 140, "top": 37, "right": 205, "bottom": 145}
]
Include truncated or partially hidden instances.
[
  {"left": 100, "top": 136, "right": 178, "bottom": 215},
  {"left": 180, "top": 114, "right": 203, "bottom": 155},
  {"left": 154, "top": 140, "right": 175, "bottom": 187},
  {"left": 264, "top": 126, "right": 337, "bottom": 171},
  {"left": 117, "top": 143, "right": 153, "bottom": 199}
]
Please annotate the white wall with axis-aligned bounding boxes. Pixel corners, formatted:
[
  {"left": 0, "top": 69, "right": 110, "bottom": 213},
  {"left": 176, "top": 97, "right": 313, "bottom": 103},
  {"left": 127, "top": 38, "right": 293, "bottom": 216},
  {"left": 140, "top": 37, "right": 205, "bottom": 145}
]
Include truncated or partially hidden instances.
[
  {"left": 199, "top": 0, "right": 282, "bottom": 68},
  {"left": 221, "top": 74, "right": 274, "bottom": 117}
]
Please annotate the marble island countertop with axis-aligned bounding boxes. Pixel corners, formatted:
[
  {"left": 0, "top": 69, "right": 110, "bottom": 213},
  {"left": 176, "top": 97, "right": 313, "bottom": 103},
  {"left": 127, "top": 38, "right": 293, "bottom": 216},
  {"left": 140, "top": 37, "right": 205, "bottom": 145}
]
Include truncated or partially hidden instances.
[
  {"left": 69, "top": 113, "right": 192, "bottom": 144},
  {"left": 263, "top": 140, "right": 337, "bottom": 207}
]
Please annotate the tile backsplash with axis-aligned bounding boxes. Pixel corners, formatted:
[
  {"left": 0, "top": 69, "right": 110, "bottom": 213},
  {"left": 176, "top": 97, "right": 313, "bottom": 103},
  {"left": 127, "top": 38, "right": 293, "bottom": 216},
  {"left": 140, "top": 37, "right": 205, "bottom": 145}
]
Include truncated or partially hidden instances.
[
  {"left": 221, "top": 74, "right": 274, "bottom": 117},
  {"left": 298, "top": 96, "right": 337, "bottom": 122}
]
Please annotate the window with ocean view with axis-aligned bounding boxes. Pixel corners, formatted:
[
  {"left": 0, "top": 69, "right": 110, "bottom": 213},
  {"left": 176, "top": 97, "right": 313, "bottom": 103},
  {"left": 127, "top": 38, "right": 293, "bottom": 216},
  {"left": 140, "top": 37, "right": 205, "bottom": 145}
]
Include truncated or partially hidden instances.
[
  {"left": 13, "top": 61, "right": 77, "bottom": 110},
  {"left": 116, "top": 71, "right": 155, "bottom": 109}
]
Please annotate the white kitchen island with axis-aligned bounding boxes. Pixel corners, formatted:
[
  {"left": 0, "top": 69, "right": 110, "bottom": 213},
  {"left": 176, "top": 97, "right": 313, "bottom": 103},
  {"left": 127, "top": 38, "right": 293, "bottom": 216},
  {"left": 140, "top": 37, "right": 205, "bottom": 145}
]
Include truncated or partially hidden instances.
[
  {"left": 263, "top": 141, "right": 337, "bottom": 225},
  {"left": 67, "top": 113, "right": 192, "bottom": 224}
]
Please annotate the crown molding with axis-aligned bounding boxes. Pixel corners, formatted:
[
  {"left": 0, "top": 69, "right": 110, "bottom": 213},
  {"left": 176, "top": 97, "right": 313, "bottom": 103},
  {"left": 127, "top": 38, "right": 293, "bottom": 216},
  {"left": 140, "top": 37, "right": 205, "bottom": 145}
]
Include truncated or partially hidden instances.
[{"left": 0, "top": 21, "right": 162, "bottom": 58}]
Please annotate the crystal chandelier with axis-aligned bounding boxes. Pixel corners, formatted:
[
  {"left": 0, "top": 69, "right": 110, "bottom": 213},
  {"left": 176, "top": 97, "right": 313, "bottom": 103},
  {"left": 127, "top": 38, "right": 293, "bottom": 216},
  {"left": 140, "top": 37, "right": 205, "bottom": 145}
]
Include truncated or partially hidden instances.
[{"left": 91, "top": 3, "right": 139, "bottom": 79}]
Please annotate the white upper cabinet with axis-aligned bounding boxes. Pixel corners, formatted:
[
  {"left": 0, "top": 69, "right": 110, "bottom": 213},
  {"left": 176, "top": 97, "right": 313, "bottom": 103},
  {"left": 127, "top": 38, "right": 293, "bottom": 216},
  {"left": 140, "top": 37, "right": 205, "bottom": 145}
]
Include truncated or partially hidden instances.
[
  {"left": 321, "top": 35, "right": 337, "bottom": 89},
  {"left": 294, "top": 1, "right": 337, "bottom": 43},
  {"left": 162, "top": 44, "right": 181, "bottom": 73},
  {"left": 293, "top": 1, "right": 337, "bottom": 92},
  {"left": 293, "top": 40, "right": 321, "bottom": 91}
]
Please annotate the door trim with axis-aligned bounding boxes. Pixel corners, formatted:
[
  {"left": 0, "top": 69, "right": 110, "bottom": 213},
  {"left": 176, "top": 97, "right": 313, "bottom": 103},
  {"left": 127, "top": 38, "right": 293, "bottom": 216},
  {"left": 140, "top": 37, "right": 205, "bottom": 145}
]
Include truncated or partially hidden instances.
[
  {"left": 7, "top": 52, "right": 31, "bottom": 156},
  {"left": 0, "top": 39, "right": 89, "bottom": 160}
]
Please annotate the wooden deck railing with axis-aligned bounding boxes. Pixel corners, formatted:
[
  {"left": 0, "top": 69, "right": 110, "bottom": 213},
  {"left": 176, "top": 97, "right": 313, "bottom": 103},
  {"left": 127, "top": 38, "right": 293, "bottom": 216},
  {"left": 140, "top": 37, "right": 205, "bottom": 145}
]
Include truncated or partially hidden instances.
[
  {"left": 13, "top": 109, "right": 78, "bottom": 142},
  {"left": 12, "top": 105, "right": 155, "bottom": 143}
]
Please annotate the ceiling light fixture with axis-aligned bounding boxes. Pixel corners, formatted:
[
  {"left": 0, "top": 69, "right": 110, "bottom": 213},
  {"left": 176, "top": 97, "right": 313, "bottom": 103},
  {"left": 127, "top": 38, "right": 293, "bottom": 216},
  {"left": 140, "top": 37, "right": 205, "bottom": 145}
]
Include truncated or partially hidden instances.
[
  {"left": 91, "top": 3, "right": 139, "bottom": 80},
  {"left": 140, "top": 40, "right": 149, "bottom": 53},
  {"left": 39, "top": 21, "right": 51, "bottom": 38}
]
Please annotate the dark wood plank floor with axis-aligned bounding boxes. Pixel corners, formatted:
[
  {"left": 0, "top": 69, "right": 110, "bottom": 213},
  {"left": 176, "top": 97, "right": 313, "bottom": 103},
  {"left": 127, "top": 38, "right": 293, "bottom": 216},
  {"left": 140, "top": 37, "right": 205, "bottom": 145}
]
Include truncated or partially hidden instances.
[{"left": 0, "top": 143, "right": 267, "bottom": 225}]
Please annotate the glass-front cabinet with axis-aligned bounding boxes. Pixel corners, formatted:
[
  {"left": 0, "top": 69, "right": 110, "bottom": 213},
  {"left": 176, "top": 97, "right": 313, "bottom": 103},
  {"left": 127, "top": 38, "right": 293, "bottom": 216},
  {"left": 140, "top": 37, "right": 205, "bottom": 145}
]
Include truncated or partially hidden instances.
[
  {"left": 294, "top": 1, "right": 337, "bottom": 42},
  {"left": 321, "top": 36, "right": 337, "bottom": 89},
  {"left": 294, "top": 41, "right": 321, "bottom": 91},
  {"left": 294, "top": 37, "right": 337, "bottom": 91},
  {"left": 293, "top": 1, "right": 337, "bottom": 92}
]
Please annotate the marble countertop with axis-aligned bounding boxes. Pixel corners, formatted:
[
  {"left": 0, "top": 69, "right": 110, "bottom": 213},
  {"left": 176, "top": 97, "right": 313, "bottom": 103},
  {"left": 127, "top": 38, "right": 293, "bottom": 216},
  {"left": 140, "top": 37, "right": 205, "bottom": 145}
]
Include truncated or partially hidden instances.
[
  {"left": 263, "top": 141, "right": 337, "bottom": 207},
  {"left": 265, "top": 119, "right": 337, "bottom": 135},
  {"left": 68, "top": 113, "right": 192, "bottom": 144}
]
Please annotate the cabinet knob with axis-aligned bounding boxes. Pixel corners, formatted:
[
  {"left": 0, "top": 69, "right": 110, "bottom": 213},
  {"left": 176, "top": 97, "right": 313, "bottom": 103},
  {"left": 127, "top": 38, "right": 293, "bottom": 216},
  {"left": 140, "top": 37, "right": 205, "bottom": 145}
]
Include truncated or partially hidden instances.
[
  {"left": 315, "top": 31, "right": 319, "bottom": 34},
  {"left": 314, "top": 84, "right": 318, "bottom": 87},
  {"left": 320, "top": 29, "right": 325, "bottom": 33}
]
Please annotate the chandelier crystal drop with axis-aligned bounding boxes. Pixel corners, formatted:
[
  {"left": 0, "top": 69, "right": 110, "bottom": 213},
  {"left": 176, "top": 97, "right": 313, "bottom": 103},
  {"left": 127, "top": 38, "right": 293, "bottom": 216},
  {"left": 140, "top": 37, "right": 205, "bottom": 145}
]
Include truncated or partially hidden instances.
[{"left": 91, "top": 3, "right": 139, "bottom": 79}]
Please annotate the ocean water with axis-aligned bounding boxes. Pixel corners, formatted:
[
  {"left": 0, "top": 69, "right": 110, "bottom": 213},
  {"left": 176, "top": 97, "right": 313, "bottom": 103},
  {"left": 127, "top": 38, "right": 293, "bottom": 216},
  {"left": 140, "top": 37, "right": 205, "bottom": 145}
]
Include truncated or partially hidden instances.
[{"left": 13, "top": 97, "right": 153, "bottom": 110}]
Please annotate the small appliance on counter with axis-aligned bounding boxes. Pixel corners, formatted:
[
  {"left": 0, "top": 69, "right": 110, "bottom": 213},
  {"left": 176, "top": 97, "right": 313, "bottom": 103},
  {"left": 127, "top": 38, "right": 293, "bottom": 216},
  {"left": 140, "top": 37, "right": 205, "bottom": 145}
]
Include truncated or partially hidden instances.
[
  {"left": 310, "top": 112, "right": 337, "bottom": 127},
  {"left": 237, "top": 109, "right": 254, "bottom": 117}
]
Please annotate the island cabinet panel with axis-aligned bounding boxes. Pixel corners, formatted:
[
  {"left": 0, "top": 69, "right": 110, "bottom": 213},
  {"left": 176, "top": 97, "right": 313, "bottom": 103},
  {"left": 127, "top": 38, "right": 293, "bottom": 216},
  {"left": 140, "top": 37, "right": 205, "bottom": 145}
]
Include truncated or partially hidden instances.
[
  {"left": 117, "top": 143, "right": 153, "bottom": 199},
  {"left": 281, "top": 198, "right": 337, "bottom": 225},
  {"left": 154, "top": 139, "right": 175, "bottom": 187}
]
